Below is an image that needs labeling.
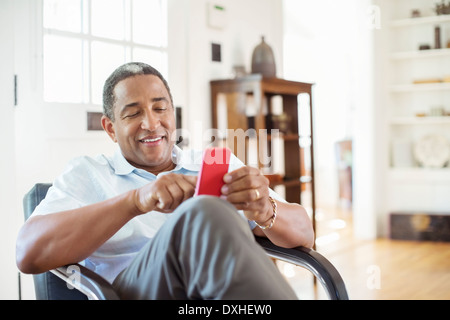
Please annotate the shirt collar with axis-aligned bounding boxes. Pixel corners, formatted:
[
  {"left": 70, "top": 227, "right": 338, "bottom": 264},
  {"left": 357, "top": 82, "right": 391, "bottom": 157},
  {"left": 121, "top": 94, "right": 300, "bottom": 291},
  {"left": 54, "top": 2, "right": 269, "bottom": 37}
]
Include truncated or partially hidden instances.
[
  {"left": 112, "top": 149, "right": 136, "bottom": 176},
  {"left": 112, "top": 145, "right": 200, "bottom": 176}
]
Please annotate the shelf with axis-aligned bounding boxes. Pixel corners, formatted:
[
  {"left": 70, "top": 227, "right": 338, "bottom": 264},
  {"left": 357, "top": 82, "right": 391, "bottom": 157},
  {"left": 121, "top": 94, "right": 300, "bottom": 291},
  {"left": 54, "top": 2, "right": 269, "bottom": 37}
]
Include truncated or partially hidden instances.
[
  {"left": 390, "top": 14, "right": 450, "bottom": 28},
  {"left": 266, "top": 133, "right": 299, "bottom": 141},
  {"left": 390, "top": 82, "right": 450, "bottom": 92},
  {"left": 391, "top": 48, "right": 450, "bottom": 60},
  {"left": 390, "top": 116, "right": 450, "bottom": 125},
  {"left": 269, "top": 176, "right": 312, "bottom": 188}
]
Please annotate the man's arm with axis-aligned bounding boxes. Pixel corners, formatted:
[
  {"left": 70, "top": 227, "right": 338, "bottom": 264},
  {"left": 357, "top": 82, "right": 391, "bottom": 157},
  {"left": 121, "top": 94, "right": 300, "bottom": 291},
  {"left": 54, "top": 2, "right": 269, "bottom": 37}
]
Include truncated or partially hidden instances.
[
  {"left": 251, "top": 201, "right": 315, "bottom": 249},
  {"left": 16, "top": 190, "right": 140, "bottom": 274},
  {"left": 16, "top": 174, "right": 197, "bottom": 274}
]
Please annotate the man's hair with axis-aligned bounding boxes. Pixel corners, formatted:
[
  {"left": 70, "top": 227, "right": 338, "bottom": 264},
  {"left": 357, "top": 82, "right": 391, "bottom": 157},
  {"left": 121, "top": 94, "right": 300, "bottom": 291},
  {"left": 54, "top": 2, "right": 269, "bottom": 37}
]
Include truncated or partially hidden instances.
[{"left": 103, "top": 62, "right": 173, "bottom": 121}]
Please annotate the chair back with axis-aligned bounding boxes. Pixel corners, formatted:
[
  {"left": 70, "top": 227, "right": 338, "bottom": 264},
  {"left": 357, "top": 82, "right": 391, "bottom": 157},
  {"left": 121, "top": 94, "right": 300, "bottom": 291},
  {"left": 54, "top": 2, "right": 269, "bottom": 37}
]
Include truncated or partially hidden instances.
[{"left": 23, "top": 183, "right": 87, "bottom": 300}]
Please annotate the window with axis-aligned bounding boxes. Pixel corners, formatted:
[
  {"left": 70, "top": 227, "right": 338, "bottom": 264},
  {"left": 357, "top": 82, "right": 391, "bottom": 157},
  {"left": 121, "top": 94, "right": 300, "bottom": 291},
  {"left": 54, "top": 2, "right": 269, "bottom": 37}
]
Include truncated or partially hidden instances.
[{"left": 43, "top": 0, "right": 168, "bottom": 105}]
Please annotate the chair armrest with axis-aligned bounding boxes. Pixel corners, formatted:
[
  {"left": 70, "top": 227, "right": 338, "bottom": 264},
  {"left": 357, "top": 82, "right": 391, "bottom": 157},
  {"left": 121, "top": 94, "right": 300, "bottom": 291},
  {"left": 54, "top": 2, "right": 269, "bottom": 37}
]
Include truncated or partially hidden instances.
[
  {"left": 255, "top": 236, "right": 348, "bottom": 300},
  {"left": 51, "top": 264, "right": 119, "bottom": 300}
]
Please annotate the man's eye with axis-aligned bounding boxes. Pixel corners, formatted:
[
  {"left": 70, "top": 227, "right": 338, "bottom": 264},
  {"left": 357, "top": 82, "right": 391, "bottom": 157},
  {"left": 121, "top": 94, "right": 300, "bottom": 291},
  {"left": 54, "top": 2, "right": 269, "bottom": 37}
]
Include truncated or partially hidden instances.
[{"left": 124, "top": 112, "right": 140, "bottom": 119}]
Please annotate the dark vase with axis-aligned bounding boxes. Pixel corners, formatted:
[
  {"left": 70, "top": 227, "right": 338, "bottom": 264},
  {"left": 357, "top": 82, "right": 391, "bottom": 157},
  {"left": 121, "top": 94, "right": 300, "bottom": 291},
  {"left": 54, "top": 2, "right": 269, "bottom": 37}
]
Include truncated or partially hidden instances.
[{"left": 251, "top": 36, "right": 276, "bottom": 78}]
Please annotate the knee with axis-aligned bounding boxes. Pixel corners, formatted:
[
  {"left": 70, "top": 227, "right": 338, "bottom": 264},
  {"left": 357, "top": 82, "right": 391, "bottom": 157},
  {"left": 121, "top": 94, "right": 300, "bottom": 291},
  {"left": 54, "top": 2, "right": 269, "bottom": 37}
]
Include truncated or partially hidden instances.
[
  {"left": 179, "top": 196, "right": 233, "bottom": 220},
  {"left": 175, "top": 196, "right": 246, "bottom": 232},
  {"left": 187, "top": 195, "right": 231, "bottom": 212}
]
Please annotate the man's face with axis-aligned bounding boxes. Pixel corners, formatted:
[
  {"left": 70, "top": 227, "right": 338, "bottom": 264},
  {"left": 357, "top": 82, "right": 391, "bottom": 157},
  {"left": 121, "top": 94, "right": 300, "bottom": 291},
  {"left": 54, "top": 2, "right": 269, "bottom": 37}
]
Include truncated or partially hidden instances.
[{"left": 102, "top": 74, "right": 176, "bottom": 174}]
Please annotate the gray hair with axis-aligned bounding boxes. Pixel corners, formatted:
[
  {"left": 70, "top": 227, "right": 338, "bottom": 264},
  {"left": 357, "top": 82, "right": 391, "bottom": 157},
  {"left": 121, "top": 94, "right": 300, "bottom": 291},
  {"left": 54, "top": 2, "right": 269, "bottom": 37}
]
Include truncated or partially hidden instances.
[{"left": 102, "top": 62, "right": 173, "bottom": 121}]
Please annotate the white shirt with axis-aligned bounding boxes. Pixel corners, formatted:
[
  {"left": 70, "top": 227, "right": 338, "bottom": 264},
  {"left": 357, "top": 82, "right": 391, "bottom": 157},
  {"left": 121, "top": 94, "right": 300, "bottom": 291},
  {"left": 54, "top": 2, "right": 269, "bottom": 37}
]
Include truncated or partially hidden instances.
[{"left": 32, "top": 146, "right": 283, "bottom": 283}]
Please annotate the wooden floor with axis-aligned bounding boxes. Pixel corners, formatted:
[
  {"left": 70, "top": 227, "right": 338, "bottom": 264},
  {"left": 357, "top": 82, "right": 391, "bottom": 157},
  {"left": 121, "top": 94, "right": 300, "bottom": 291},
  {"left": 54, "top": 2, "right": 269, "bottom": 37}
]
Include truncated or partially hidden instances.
[{"left": 278, "top": 206, "right": 450, "bottom": 300}]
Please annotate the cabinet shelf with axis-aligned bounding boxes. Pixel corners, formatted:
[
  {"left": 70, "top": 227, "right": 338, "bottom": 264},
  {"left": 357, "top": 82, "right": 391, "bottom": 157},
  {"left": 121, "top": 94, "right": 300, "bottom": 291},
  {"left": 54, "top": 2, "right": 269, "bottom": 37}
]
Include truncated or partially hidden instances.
[
  {"left": 210, "top": 76, "right": 316, "bottom": 231},
  {"left": 266, "top": 133, "right": 299, "bottom": 141},
  {"left": 269, "top": 176, "right": 313, "bottom": 188}
]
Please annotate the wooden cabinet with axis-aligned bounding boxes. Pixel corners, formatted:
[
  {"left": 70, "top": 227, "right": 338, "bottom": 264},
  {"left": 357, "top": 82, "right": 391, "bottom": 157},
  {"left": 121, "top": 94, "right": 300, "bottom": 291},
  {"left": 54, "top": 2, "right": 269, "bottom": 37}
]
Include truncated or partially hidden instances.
[{"left": 210, "top": 75, "right": 316, "bottom": 228}]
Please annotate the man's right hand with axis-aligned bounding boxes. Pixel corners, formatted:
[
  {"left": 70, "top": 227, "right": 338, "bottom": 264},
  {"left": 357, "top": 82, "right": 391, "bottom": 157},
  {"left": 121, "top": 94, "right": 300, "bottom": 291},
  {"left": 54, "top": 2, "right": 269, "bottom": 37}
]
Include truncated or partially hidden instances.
[{"left": 133, "top": 173, "right": 198, "bottom": 214}]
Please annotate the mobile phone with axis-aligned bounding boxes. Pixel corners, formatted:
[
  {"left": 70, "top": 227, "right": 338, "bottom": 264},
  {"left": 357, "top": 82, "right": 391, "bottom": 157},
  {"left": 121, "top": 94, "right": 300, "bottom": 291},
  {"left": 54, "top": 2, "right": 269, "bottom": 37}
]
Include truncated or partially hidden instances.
[{"left": 195, "top": 147, "right": 231, "bottom": 197}]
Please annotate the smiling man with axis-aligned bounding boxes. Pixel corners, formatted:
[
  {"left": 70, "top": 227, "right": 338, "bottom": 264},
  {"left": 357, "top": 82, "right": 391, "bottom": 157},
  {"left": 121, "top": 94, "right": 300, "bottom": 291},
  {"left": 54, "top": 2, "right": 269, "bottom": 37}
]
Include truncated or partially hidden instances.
[
  {"left": 16, "top": 62, "right": 314, "bottom": 300},
  {"left": 102, "top": 72, "right": 176, "bottom": 174}
]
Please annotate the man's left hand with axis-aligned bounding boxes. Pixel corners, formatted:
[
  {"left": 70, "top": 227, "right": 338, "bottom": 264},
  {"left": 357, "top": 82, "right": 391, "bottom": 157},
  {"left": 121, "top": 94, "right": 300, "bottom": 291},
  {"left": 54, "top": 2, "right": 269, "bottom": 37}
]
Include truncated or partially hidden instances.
[{"left": 220, "top": 166, "right": 273, "bottom": 225}]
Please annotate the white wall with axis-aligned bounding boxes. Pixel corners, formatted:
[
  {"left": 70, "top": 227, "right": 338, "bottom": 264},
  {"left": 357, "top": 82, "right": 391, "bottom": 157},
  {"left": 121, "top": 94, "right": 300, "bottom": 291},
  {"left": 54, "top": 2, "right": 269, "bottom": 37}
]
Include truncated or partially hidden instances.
[
  {"left": 283, "top": 0, "right": 378, "bottom": 238},
  {"left": 283, "top": 0, "right": 361, "bottom": 208}
]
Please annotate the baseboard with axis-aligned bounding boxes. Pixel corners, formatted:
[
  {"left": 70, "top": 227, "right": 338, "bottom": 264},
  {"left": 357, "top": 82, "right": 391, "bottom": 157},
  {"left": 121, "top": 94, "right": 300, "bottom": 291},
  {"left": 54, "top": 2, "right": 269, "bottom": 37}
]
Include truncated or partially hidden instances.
[{"left": 389, "top": 212, "right": 450, "bottom": 242}]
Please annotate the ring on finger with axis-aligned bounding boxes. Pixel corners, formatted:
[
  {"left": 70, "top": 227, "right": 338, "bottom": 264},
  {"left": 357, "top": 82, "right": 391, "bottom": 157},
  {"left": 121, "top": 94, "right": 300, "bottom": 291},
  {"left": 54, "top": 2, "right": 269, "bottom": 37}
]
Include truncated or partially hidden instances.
[{"left": 254, "top": 189, "right": 261, "bottom": 200}]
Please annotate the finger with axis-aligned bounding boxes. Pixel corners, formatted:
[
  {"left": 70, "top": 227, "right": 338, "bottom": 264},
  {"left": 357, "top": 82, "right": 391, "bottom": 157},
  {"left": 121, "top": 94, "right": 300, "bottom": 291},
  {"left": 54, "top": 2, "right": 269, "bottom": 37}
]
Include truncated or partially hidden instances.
[
  {"left": 165, "top": 183, "right": 183, "bottom": 209},
  {"left": 158, "top": 175, "right": 197, "bottom": 210},
  {"left": 224, "top": 188, "right": 268, "bottom": 211},
  {"left": 154, "top": 187, "right": 174, "bottom": 211},
  {"left": 223, "top": 166, "right": 260, "bottom": 183},
  {"left": 226, "top": 187, "right": 266, "bottom": 202},
  {"left": 170, "top": 176, "right": 196, "bottom": 204},
  {"left": 222, "top": 174, "right": 268, "bottom": 195}
]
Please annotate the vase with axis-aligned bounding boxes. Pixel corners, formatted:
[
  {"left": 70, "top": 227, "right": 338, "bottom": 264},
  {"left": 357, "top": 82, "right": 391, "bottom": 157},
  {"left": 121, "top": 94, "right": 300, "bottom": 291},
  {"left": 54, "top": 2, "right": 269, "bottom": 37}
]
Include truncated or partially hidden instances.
[{"left": 251, "top": 36, "right": 276, "bottom": 78}]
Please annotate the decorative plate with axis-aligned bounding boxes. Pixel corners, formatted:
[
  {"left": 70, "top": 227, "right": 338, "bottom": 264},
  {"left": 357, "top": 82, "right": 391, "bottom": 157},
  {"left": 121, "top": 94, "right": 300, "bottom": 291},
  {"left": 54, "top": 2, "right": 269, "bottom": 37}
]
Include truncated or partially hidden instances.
[{"left": 413, "top": 134, "right": 450, "bottom": 168}]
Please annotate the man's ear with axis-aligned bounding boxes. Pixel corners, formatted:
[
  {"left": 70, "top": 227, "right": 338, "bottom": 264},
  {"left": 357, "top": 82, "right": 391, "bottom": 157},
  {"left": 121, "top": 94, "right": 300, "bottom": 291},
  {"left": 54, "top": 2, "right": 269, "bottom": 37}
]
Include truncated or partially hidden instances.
[{"left": 101, "top": 115, "right": 118, "bottom": 143}]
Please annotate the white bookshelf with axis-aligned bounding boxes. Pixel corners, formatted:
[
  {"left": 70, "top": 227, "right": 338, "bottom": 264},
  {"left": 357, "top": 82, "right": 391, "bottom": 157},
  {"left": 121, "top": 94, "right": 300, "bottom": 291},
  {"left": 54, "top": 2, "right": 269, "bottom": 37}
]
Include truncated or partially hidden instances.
[
  {"left": 390, "top": 13, "right": 450, "bottom": 27},
  {"left": 389, "top": 167, "right": 450, "bottom": 183},
  {"left": 391, "top": 47, "right": 450, "bottom": 60},
  {"left": 390, "top": 82, "right": 450, "bottom": 92},
  {"left": 379, "top": 0, "right": 450, "bottom": 218},
  {"left": 389, "top": 116, "right": 450, "bottom": 125}
]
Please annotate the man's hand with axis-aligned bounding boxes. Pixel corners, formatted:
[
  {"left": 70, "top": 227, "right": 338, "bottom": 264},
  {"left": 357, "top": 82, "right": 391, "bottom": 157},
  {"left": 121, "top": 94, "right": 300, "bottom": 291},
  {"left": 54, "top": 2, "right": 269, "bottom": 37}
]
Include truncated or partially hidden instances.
[
  {"left": 134, "top": 173, "right": 197, "bottom": 214},
  {"left": 220, "top": 166, "right": 273, "bottom": 225}
]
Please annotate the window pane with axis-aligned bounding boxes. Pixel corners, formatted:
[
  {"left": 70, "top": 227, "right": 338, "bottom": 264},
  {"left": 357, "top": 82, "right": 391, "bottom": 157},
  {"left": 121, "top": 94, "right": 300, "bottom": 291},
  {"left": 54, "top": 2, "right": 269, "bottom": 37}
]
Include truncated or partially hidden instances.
[
  {"left": 91, "top": 41, "right": 126, "bottom": 105},
  {"left": 133, "top": 0, "right": 167, "bottom": 47},
  {"left": 43, "top": 35, "right": 83, "bottom": 103},
  {"left": 91, "top": 0, "right": 125, "bottom": 40},
  {"left": 43, "top": 0, "right": 82, "bottom": 33},
  {"left": 133, "top": 47, "right": 168, "bottom": 80}
]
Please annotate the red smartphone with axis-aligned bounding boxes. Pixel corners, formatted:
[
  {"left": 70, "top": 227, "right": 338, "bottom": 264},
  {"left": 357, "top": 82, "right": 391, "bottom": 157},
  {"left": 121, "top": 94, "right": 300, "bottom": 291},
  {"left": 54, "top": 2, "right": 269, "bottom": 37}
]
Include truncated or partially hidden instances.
[{"left": 195, "top": 147, "right": 231, "bottom": 197}]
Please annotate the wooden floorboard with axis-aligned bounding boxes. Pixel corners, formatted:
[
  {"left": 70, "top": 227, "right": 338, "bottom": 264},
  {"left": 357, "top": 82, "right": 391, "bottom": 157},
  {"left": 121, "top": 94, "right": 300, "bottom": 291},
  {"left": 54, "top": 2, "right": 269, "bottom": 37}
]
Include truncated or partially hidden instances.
[{"left": 280, "top": 206, "right": 450, "bottom": 300}]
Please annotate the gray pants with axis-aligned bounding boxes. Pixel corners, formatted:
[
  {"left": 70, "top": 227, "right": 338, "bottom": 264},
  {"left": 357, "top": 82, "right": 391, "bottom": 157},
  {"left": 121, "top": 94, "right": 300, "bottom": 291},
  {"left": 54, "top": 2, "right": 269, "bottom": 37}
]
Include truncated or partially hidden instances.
[{"left": 112, "top": 196, "right": 298, "bottom": 300}]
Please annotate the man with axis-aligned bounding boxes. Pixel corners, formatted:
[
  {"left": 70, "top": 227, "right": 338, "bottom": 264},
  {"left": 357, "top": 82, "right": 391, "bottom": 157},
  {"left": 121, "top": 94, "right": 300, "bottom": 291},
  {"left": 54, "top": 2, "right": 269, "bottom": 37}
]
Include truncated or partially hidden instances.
[{"left": 16, "top": 62, "right": 314, "bottom": 299}]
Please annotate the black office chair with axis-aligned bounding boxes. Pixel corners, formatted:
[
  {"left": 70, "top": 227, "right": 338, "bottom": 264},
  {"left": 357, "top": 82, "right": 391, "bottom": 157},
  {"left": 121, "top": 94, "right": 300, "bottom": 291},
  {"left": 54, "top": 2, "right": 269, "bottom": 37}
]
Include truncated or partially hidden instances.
[{"left": 23, "top": 183, "right": 348, "bottom": 300}]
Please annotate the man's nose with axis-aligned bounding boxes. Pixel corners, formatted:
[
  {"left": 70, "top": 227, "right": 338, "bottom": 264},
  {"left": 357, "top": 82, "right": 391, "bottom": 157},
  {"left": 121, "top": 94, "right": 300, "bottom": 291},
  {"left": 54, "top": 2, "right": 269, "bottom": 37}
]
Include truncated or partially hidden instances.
[{"left": 141, "top": 111, "right": 160, "bottom": 131}]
